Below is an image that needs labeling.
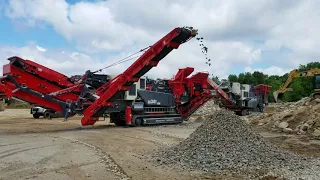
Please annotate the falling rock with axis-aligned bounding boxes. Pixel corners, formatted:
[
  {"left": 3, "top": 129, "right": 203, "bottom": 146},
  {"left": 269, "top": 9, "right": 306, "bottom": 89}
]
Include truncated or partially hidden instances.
[{"left": 278, "top": 121, "right": 289, "bottom": 129}]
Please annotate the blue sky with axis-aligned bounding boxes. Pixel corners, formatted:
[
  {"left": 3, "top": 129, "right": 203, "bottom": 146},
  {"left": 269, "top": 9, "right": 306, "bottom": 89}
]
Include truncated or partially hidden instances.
[
  {"left": 1, "top": 15, "right": 71, "bottom": 48},
  {"left": 0, "top": 0, "right": 318, "bottom": 78}
]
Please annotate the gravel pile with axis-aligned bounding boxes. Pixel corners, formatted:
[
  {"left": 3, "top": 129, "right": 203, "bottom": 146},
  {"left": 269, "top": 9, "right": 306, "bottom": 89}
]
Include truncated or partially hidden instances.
[
  {"left": 155, "top": 110, "right": 320, "bottom": 179},
  {"left": 194, "top": 99, "right": 220, "bottom": 115}
]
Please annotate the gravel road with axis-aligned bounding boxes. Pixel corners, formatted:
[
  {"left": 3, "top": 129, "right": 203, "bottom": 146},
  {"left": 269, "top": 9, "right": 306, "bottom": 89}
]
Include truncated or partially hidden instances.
[
  {"left": 0, "top": 134, "right": 126, "bottom": 180},
  {"left": 1, "top": 109, "right": 320, "bottom": 180}
]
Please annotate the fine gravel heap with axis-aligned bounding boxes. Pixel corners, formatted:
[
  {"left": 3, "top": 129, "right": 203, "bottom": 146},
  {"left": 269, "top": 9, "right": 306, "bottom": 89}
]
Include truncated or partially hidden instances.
[{"left": 155, "top": 110, "right": 320, "bottom": 179}]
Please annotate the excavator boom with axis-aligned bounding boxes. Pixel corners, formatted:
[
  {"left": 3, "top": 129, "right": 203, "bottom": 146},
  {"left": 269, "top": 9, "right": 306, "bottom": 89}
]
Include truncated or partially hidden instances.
[{"left": 273, "top": 68, "right": 320, "bottom": 102}]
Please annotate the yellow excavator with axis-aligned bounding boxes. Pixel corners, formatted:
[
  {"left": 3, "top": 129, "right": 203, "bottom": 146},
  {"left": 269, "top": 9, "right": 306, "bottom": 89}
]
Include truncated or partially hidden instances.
[{"left": 273, "top": 68, "right": 320, "bottom": 102}]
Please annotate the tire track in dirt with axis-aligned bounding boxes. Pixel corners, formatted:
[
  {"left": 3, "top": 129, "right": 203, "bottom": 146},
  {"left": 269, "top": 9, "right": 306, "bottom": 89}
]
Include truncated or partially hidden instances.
[
  {"left": 0, "top": 141, "right": 36, "bottom": 147},
  {"left": 0, "top": 148, "right": 21, "bottom": 155},
  {"left": 44, "top": 134, "right": 131, "bottom": 180},
  {"left": 0, "top": 144, "right": 55, "bottom": 159},
  {"left": 136, "top": 128, "right": 186, "bottom": 141}
]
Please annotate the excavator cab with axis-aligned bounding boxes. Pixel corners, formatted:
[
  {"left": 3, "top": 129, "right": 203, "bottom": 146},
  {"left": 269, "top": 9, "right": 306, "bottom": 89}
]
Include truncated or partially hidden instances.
[
  {"left": 312, "top": 74, "right": 320, "bottom": 99},
  {"left": 273, "top": 68, "right": 320, "bottom": 102},
  {"left": 313, "top": 74, "right": 320, "bottom": 89}
]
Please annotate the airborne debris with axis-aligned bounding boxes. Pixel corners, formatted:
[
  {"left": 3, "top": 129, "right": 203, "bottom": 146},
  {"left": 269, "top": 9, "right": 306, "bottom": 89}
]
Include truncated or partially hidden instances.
[{"left": 196, "top": 35, "right": 211, "bottom": 66}]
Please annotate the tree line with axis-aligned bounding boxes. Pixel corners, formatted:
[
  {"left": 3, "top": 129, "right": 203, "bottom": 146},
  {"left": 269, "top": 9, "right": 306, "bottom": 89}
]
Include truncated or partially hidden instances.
[{"left": 212, "top": 62, "right": 320, "bottom": 102}]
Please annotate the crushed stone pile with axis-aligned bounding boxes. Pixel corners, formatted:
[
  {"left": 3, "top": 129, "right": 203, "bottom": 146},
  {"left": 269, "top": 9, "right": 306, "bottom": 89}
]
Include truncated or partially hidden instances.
[
  {"left": 155, "top": 110, "right": 320, "bottom": 179},
  {"left": 243, "top": 97, "right": 320, "bottom": 139},
  {"left": 194, "top": 99, "right": 220, "bottom": 115}
]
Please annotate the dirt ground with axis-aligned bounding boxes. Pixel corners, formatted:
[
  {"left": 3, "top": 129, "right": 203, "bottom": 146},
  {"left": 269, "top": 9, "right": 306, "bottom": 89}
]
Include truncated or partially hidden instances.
[{"left": 1, "top": 109, "right": 320, "bottom": 180}]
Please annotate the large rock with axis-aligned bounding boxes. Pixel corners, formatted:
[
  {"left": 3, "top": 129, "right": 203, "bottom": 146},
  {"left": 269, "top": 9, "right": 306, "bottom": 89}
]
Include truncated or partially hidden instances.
[
  {"left": 271, "top": 110, "right": 293, "bottom": 122},
  {"left": 301, "top": 123, "right": 310, "bottom": 131},
  {"left": 282, "top": 128, "right": 293, "bottom": 133},
  {"left": 312, "top": 128, "right": 320, "bottom": 137},
  {"left": 306, "top": 119, "right": 316, "bottom": 126},
  {"left": 278, "top": 121, "right": 289, "bottom": 129}
]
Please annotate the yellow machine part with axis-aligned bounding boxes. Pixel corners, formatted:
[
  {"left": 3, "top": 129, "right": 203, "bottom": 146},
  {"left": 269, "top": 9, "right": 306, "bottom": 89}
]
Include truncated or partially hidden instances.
[{"left": 273, "top": 68, "right": 320, "bottom": 102}]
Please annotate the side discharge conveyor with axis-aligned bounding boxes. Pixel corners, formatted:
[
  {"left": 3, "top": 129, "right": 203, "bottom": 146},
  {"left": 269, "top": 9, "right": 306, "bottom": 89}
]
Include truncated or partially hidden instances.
[{"left": 0, "top": 56, "right": 83, "bottom": 117}]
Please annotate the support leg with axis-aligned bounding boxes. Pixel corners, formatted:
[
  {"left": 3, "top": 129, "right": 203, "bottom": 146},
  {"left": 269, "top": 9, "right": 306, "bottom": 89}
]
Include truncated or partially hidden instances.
[{"left": 63, "top": 107, "right": 71, "bottom": 122}]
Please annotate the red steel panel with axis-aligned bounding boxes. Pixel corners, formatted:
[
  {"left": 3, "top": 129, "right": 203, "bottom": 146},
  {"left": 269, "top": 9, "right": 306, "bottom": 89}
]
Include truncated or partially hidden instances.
[
  {"left": 125, "top": 106, "right": 132, "bottom": 125},
  {"left": 2, "top": 81, "right": 63, "bottom": 111},
  {"left": 5, "top": 64, "right": 79, "bottom": 102},
  {"left": 168, "top": 67, "right": 195, "bottom": 102},
  {"left": 168, "top": 68, "right": 214, "bottom": 118},
  {"left": 7, "top": 56, "right": 74, "bottom": 87},
  {"left": 2, "top": 64, "right": 10, "bottom": 75}
]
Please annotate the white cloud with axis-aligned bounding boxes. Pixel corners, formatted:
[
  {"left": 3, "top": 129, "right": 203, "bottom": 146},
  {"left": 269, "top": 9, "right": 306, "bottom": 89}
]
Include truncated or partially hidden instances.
[
  {"left": 0, "top": 44, "right": 101, "bottom": 76},
  {"left": 244, "top": 66, "right": 291, "bottom": 76},
  {"left": 36, "top": 45, "right": 46, "bottom": 52},
  {"left": 263, "top": 40, "right": 283, "bottom": 51},
  {"left": 5, "top": 0, "right": 153, "bottom": 52},
  {"left": 0, "top": 44, "right": 186, "bottom": 78},
  {"left": 5, "top": 0, "right": 300, "bottom": 50},
  {"left": 0, "top": 40, "right": 259, "bottom": 80},
  {"left": 2, "top": 0, "right": 320, "bottom": 79}
]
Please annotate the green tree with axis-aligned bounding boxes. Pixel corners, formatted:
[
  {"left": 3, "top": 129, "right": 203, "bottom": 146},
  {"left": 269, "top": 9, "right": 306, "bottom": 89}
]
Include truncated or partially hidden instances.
[
  {"left": 244, "top": 72, "right": 256, "bottom": 84},
  {"left": 228, "top": 74, "right": 238, "bottom": 82},
  {"left": 211, "top": 75, "right": 221, "bottom": 84},
  {"left": 299, "top": 62, "right": 320, "bottom": 70},
  {"left": 252, "top": 71, "right": 266, "bottom": 84},
  {"left": 238, "top": 73, "right": 246, "bottom": 84}
]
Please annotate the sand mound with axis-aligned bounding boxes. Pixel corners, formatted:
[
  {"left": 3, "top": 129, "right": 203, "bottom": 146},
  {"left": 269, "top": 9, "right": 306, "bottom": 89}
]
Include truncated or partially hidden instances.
[{"left": 244, "top": 97, "right": 320, "bottom": 138}]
